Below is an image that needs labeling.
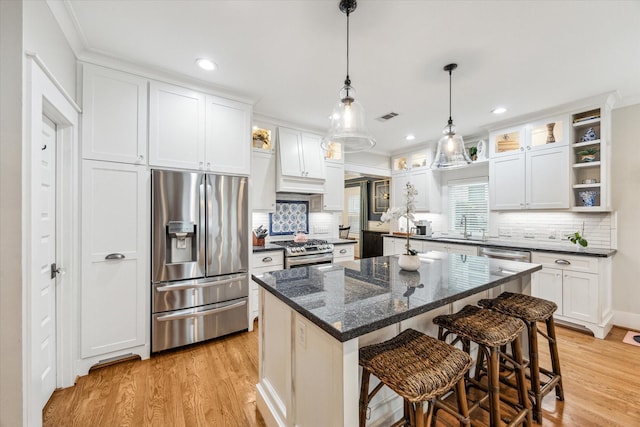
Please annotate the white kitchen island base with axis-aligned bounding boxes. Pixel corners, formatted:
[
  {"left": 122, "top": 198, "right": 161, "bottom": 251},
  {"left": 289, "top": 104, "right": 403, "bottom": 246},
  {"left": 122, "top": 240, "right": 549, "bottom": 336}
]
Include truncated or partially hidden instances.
[{"left": 253, "top": 255, "right": 536, "bottom": 427}]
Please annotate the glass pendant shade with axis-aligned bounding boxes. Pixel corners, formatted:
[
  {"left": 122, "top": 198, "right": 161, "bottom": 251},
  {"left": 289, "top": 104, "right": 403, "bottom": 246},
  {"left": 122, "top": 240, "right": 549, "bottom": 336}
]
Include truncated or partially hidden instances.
[
  {"left": 431, "top": 122, "right": 472, "bottom": 169},
  {"left": 322, "top": 84, "right": 376, "bottom": 153}
]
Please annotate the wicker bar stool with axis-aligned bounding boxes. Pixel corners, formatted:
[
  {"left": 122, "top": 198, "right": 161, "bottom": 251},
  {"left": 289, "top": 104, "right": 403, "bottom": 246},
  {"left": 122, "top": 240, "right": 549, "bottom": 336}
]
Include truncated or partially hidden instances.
[
  {"left": 359, "top": 328, "right": 473, "bottom": 427},
  {"left": 478, "top": 292, "right": 564, "bottom": 422},
  {"left": 433, "top": 305, "right": 531, "bottom": 427}
]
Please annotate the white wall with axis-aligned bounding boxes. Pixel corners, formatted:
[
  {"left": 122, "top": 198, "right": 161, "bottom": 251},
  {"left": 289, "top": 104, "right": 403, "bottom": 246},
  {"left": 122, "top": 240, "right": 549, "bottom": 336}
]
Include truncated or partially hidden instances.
[
  {"left": 23, "top": 0, "right": 77, "bottom": 101},
  {"left": 611, "top": 103, "right": 640, "bottom": 326},
  {"left": 0, "top": 2, "right": 24, "bottom": 425}
]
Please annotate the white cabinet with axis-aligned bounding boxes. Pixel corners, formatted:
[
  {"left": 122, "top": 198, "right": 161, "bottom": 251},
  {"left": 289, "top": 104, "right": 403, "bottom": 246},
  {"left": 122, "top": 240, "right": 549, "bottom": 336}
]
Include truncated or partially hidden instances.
[
  {"left": 149, "top": 81, "right": 205, "bottom": 170},
  {"left": 252, "top": 149, "right": 276, "bottom": 211},
  {"left": 490, "top": 146, "right": 569, "bottom": 210},
  {"left": 149, "top": 81, "right": 251, "bottom": 174},
  {"left": 276, "top": 127, "right": 326, "bottom": 193},
  {"left": 531, "top": 252, "right": 612, "bottom": 338},
  {"left": 250, "top": 250, "right": 284, "bottom": 328},
  {"left": 204, "top": 95, "right": 252, "bottom": 175},
  {"left": 310, "top": 160, "right": 344, "bottom": 212},
  {"left": 81, "top": 64, "right": 147, "bottom": 164},
  {"left": 391, "top": 150, "right": 440, "bottom": 213},
  {"left": 333, "top": 243, "right": 355, "bottom": 263},
  {"left": 81, "top": 160, "right": 148, "bottom": 358}
]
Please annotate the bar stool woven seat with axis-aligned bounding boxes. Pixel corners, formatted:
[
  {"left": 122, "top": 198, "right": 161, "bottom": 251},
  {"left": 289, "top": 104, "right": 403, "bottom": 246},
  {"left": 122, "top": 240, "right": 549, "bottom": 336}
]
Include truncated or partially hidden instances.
[
  {"left": 434, "top": 305, "right": 531, "bottom": 427},
  {"left": 478, "top": 292, "right": 557, "bottom": 322},
  {"left": 478, "top": 292, "right": 564, "bottom": 423},
  {"left": 359, "top": 328, "right": 473, "bottom": 427},
  {"left": 433, "top": 304, "right": 525, "bottom": 347}
]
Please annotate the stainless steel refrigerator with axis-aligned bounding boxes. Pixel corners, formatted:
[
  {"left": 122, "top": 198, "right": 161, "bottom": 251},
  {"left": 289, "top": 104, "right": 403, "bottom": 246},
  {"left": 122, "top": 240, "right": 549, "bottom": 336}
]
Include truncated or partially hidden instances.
[{"left": 151, "top": 169, "right": 248, "bottom": 352}]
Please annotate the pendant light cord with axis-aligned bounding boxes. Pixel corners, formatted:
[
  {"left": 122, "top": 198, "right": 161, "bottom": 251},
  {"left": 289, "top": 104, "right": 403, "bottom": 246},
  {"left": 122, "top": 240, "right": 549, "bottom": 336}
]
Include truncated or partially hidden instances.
[
  {"left": 344, "top": 7, "right": 351, "bottom": 90},
  {"left": 448, "top": 68, "right": 453, "bottom": 126}
]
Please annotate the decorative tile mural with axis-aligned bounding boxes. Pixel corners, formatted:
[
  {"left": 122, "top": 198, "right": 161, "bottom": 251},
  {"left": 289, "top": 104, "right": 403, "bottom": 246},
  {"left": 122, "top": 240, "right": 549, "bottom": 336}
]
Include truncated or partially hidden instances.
[{"left": 269, "top": 200, "right": 309, "bottom": 236}]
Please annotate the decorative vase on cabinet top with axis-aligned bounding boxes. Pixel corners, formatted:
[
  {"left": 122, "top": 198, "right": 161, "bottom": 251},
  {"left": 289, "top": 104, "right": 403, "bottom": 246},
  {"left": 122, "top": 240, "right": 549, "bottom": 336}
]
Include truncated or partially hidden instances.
[{"left": 398, "top": 254, "right": 421, "bottom": 271}]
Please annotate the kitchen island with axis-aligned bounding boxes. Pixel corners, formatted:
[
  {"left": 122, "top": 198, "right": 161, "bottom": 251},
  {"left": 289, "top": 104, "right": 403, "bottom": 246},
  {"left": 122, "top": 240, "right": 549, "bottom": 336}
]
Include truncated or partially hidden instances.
[{"left": 252, "top": 252, "right": 542, "bottom": 427}]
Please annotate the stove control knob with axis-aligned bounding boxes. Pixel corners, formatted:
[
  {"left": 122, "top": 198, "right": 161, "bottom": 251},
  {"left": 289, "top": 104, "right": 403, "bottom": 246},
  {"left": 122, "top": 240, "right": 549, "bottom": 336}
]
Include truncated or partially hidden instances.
[{"left": 300, "top": 247, "right": 306, "bottom": 252}]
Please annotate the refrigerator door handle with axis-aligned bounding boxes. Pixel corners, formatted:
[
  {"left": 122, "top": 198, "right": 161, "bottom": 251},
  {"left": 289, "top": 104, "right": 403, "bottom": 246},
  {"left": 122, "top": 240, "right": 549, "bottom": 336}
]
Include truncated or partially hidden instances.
[
  {"left": 156, "top": 300, "right": 247, "bottom": 322},
  {"left": 199, "top": 178, "right": 207, "bottom": 273},
  {"left": 156, "top": 274, "right": 248, "bottom": 292}
]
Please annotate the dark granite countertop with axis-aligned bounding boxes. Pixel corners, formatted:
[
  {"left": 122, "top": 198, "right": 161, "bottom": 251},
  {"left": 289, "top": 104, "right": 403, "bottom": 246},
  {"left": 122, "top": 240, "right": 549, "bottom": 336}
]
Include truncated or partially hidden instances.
[
  {"left": 252, "top": 244, "right": 285, "bottom": 253},
  {"left": 252, "top": 253, "right": 542, "bottom": 342},
  {"left": 252, "top": 238, "right": 355, "bottom": 253},
  {"left": 383, "top": 234, "right": 616, "bottom": 257}
]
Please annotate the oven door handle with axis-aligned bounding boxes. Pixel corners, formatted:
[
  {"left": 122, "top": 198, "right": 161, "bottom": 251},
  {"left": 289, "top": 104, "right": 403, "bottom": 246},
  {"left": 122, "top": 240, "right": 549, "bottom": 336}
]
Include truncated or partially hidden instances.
[
  {"left": 156, "top": 300, "right": 246, "bottom": 322},
  {"left": 286, "top": 253, "right": 333, "bottom": 267},
  {"left": 156, "top": 273, "right": 247, "bottom": 292}
]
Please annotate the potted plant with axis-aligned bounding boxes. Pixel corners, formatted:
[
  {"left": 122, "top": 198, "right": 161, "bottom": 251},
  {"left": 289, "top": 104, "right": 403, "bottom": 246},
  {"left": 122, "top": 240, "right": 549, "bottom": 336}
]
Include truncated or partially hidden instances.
[
  {"left": 567, "top": 223, "right": 588, "bottom": 250},
  {"left": 468, "top": 146, "right": 478, "bottom": 161},
  {"left": 381, "top": 182, "right": 420, "bottom": 271},
  {"left": 577, "top": 147, "right": 599, "bottom": 162}
]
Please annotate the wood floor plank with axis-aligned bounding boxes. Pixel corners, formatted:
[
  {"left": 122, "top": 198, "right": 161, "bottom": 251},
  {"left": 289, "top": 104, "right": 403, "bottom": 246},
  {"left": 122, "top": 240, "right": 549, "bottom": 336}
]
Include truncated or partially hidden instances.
[{"left": 43, "top": 323, "right": 640, "bottom": 426}]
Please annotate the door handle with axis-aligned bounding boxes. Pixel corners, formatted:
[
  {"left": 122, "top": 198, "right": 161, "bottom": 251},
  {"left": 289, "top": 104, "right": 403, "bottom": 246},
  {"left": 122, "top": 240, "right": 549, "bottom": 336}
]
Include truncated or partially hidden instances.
[
  {"left": 105, "top": 253, "right": 125, "bottom": 260},
  {"left": 50, "top": 263, "right": 61, "bottom": 279},
  {"left": 554, "top": 259, "right": 571, "bottom": 265},
  {"left": 156, "top": 300, "right": 246, "bottom": 321},
  {"left": 156, "top": 274, "right": 247, "bottom": 292},
  {"left": 262, "top": 257, "right": 273, "bottom": 262}
]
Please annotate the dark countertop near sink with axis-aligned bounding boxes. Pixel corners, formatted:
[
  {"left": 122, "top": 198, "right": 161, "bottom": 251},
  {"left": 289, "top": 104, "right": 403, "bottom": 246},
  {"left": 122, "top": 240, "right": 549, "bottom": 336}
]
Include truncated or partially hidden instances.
[
  {"left": 252, "top": 253, "right": 542, "bottom": 342},
  {"left": 252, "top": 238, "right": 355, "bottom": 253},
  {"left": 383, "top": 234, "right": 616, "bottom": 257}
]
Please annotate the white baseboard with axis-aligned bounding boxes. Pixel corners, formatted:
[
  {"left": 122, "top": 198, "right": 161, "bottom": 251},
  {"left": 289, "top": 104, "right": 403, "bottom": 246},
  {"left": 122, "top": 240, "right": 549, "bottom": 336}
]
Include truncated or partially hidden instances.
[{"left": 613, "top": 310, "right": 640, "bottom": 331}]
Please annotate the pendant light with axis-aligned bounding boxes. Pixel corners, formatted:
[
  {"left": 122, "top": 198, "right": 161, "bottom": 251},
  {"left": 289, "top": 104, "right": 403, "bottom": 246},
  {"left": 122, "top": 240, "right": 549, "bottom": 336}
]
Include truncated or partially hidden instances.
[
  {"left": 431, "top": 63, "right": 471, "bottom": 169},
  {"left": 321, "top": 0, "right": 376, "bottom": 154}
]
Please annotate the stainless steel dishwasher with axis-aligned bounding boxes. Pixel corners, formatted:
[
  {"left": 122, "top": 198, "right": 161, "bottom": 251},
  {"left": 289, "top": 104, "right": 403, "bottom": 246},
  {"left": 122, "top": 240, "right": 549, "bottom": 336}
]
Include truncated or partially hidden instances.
[{"left": 478, "top": 246, "right": 532, "bottom": 297}]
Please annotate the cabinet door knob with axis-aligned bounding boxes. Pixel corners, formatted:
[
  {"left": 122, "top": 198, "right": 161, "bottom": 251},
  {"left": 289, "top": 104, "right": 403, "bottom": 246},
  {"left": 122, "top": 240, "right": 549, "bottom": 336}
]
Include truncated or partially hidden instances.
[
  {"left": 527, "top": 146, "right": 531, "bottom": 150},
  {"left": 207, "top": 162, "right": 211, "bottom": 169},
  {"left": 137, "top": 155, "right": 144, "bottom": 162},
  {"left": 199, "top": 161, "right": 204, "bottom": 169},
  {"left": 520, "top": 147, "right": 524, "bottom": 151}
]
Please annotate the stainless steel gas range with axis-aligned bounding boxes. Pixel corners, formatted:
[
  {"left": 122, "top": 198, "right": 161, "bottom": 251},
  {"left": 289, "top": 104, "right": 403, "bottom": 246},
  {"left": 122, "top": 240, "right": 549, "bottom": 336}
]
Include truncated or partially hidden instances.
[{"left": 270, "top": 239, "right": 334, "bottom": 269}]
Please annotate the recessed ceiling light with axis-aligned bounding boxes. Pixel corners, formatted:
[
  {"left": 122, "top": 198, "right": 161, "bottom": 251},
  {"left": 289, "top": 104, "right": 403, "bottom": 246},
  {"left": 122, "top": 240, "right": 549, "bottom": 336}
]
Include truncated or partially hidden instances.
[
  {"left": 405, "top": 134, "right": 416, "bottom": 141},
  {"left": 491, "top": 107, "right": 507, "bottom": 115},
  {"left": 195, "top": 58, "right": 217, "bottom": 71}
]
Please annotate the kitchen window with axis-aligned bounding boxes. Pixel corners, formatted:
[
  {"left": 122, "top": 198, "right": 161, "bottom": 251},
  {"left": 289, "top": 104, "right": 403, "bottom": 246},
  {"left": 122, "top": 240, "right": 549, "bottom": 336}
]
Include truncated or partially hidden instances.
[{"left": 448, "top": 177, "right": 489, "bottom": 235}]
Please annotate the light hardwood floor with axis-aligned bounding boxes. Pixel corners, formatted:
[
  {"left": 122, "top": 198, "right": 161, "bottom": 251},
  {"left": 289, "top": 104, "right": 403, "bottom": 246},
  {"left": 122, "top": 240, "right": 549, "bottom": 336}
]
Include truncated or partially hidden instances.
[{"left": 44, "top": 324, "right": 640, "bottom": 426}]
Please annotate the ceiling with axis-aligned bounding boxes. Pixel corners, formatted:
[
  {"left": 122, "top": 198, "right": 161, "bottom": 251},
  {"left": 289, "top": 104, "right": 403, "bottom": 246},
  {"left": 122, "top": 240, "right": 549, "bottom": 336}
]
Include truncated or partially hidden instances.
[{"left": 59, "top": 0, "right": 640, "bottom": 155}]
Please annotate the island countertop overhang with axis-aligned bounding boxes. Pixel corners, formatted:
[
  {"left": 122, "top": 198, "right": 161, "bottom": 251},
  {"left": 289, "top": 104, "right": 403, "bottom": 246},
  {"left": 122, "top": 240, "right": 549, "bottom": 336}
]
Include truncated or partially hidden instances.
[{"left": 252, "top": 253, "right": 542, "bottom": 342}]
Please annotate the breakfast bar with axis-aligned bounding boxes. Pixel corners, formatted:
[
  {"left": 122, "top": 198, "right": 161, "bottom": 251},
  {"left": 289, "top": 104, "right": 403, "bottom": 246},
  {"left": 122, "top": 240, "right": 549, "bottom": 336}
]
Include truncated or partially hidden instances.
[{"left": 252, "top": 252, "right": 542, "bottom": 427}]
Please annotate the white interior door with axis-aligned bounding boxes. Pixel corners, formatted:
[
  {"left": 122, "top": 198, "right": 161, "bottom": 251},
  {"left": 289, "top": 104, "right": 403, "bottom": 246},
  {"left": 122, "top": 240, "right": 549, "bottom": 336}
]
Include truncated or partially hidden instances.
[{"left": 37, "top": 115, "right": 57, "bottom": 408}]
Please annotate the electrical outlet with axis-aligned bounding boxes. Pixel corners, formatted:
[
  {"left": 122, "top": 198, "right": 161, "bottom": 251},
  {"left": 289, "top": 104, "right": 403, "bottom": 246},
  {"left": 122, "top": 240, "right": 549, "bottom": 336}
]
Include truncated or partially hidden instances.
[{"left": 297, "top": 320, "right": 306, "bottom": 349}]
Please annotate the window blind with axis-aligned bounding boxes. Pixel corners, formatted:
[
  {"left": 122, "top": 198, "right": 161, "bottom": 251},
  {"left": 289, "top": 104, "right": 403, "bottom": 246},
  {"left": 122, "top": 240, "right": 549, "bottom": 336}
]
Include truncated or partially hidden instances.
[{"left": 448, "top": 178, "right": 489, "bottom": 234}]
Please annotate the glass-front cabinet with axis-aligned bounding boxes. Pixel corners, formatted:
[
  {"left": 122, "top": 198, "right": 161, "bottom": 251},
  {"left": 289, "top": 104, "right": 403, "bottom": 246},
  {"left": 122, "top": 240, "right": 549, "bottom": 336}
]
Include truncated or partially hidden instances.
[{"left": 490, "top": 117, "right": 568, "bottom": 158}]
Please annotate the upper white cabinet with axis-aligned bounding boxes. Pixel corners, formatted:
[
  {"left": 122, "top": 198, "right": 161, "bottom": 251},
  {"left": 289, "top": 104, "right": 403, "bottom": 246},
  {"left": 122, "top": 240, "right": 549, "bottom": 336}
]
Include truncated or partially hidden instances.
[
  {"left": 149, "top": 81, "right": 205, "bottom": 170},
  {"left": 205, "top": 95, "right": 251, "bottom": 175},
  {"left": 81, "top": 160, "right": 148, "bottom": 358},
  {"left": 81, "top": 64, "right": 148, "bottom": 164},
  {"left": 149, "top": 81, "right": 251, "bottom": 174},
  {"left": 391, "top": 149, "right": 440, "bottom": 213},
  {"left": 310, "top": 159, "right": 344, "bottom": 212},
  {"left": 489, "top": 116, "right": 570, "bottom": 210},
  {"left": 252, "top": 149, "right": 276, "bottom": 211},
  {"left": 276, "top": 127, "right": 325, "bottom": 193}
]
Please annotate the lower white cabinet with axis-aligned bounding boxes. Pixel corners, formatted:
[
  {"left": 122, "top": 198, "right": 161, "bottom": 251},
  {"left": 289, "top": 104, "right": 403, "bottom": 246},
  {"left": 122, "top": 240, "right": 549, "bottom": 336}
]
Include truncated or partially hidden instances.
[
  {"left": 81, "top": 160, "right": 148, "bottom": 359},
  {"left": 531, "top": 252, "right": 611, "bottom": 338},
  {"left": 333, "top": 243, "right": 355, "bottom": 263},
  {"left": 250, "top": 250, "right": 284, "bottom": 328}
]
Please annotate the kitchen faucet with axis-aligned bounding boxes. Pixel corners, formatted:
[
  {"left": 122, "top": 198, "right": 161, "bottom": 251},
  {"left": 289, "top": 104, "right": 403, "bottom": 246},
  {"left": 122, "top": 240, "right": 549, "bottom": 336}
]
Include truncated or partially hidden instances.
[{"left": 460, "top": 215, "right": 472, "bottom": 239}]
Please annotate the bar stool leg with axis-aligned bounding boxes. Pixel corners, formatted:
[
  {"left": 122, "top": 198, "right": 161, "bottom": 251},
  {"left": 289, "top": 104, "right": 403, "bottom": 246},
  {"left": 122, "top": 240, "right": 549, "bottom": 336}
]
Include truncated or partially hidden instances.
[
  {"left": 546, "top": 316, "right": 565, "bottom": 401},
  {"left": 359, "top": 370, "right": 370, "bottom": 427},
  {"left": 415, "top": 401, "right": 425, "bottom": 427},
  {"left": 527, "top": 320, "right": 542, "bottom": 422},
  {"left": 512, "top": 335, "right": 533, "bottom": 427},
  {"left": 488, "top": 346, "right": 501, "bottom": 426},
  {"left": 454, "top": 378, "right": 471, "bottom": 427}
]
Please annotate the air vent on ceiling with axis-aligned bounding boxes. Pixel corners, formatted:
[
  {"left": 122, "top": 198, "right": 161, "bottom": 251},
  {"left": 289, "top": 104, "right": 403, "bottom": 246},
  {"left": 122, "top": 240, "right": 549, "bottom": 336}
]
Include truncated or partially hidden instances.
[{"left": 376, "top": 112, "right": 399, "bottom": 122}]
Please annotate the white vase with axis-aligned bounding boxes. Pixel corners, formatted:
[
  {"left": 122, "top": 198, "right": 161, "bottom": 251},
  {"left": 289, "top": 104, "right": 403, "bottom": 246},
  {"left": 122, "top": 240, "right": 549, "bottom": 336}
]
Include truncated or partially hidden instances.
[{"left": 398, "top": 254, "right": 421, "bottom": 271}]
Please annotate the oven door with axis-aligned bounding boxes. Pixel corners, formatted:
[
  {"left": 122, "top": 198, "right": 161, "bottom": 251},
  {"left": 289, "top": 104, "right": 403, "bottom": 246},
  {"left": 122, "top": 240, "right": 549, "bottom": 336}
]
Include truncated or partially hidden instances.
[{"left": 285, "top": 252, "right": 334, "bottom": 269}]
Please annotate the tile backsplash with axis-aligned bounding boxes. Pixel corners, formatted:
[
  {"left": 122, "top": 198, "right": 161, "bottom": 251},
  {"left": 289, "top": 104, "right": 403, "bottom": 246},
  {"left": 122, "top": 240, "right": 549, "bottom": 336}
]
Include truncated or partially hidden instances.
[{"left": 252, "top": 211, "right": 339, "bottom": 242}]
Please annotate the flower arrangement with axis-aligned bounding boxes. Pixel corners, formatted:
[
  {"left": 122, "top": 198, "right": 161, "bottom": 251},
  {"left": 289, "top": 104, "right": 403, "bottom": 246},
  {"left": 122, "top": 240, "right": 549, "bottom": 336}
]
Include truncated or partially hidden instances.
[{"left": 380, "top": 182, "right": 418, "bottom": 255}]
